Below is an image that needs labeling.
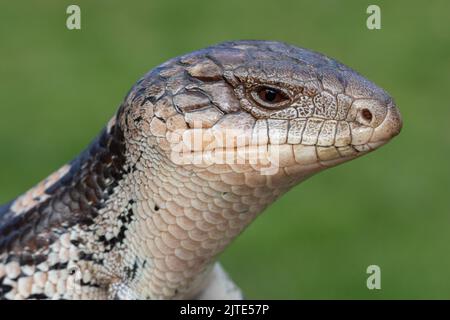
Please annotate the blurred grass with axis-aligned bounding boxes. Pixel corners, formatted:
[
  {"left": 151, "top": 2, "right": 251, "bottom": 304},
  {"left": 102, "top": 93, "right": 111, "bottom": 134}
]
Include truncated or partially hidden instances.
[{"left": 0, "top": 0, "right": 449, "bottom": 299}]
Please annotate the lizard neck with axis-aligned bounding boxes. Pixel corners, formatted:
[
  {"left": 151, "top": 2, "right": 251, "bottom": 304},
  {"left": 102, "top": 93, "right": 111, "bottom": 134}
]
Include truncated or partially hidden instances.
[{"left": 116, "top": 141, "right": 294, "bottom": 299}]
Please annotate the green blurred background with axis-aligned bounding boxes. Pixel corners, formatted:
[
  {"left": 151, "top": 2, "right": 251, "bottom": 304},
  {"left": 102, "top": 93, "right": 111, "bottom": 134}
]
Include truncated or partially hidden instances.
[{"left": 0, "top": 0, "right": 449, "bottom": 299}]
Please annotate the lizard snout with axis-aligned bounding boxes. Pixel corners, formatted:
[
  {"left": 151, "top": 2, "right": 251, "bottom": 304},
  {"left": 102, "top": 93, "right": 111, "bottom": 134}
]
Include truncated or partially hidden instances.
[{"left": 370, "top": 101, "right": 403, "bottom": 145}]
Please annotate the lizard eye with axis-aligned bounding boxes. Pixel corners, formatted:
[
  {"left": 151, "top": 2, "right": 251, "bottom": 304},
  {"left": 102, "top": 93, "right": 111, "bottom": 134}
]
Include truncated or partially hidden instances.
[{"left": 251, "top": 86, "right": 291, "bottom": 109}]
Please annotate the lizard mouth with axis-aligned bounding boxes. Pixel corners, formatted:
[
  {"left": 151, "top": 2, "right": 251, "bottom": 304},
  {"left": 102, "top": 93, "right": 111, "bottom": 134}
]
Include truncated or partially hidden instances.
[
  {"left": 166, "top": 103, "right": 402, "bottom": 174},
  {"left": 167, "top": 142, "right": 376, "bottom": 175}
]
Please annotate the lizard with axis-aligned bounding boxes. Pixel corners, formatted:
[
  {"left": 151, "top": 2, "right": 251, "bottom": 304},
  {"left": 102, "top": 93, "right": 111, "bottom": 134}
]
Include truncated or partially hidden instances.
[{"left": 0, "top": 40, "right": 402, "bottom": 299}]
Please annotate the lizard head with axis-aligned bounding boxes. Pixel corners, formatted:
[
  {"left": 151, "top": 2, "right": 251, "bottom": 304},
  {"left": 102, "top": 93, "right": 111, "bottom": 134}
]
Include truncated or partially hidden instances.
[
  {"left": 121, "top": 40, "right": 402, "bottom": 187},
  {"left": 111, "top": 41, "right": 403, "bottom": 298}
]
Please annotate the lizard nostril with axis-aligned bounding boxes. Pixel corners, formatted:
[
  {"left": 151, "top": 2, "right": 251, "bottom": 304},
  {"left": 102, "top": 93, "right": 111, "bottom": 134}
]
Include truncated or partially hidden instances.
[{"left": 361, "top": 109, "right": 373, "bottom": 123}]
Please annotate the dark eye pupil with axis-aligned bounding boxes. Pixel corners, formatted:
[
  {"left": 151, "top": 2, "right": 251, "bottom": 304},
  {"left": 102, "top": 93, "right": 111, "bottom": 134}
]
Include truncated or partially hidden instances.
[
  {"left": 254, "top": 86, "right": 289, "bottom": 107},
  {"left": 264, "top": 89, "right": 278, "bottom": 102}
]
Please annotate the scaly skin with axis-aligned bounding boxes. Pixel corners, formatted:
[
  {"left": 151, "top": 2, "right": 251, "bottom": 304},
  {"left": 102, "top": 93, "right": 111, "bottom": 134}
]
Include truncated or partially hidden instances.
[{"left": 0, "top": 41, "right": 402, "bottom": 299}]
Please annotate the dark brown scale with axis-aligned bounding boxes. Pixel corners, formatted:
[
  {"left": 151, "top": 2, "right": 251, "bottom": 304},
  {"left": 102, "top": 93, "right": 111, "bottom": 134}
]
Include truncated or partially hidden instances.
[
  {"left": 49, "top": 262, "right": 69, "bottom": 270},
  {"left": 0, "top": 278, "right": 13, "bottom": 297},
  {"left": 19, "top": 252, "right": 34, "bottom": 266},
  {"left": 26, "top": 294, "right": 49, "bottom": 299},
  {"left": 95, "top": 175, "right": 107, "bottom": 191},
  {"left": 0, "top": 200, "right": 15, "bottom": 222}
]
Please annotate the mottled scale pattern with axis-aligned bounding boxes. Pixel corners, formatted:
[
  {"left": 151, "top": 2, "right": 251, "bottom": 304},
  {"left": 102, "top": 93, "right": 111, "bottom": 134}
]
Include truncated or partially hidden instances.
[{"left": 0, "top": 40, "right": 402, "bottom": 299}]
